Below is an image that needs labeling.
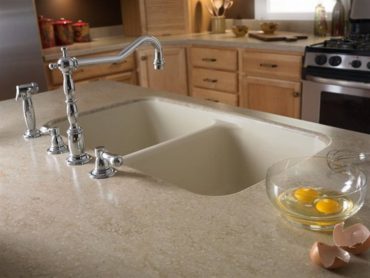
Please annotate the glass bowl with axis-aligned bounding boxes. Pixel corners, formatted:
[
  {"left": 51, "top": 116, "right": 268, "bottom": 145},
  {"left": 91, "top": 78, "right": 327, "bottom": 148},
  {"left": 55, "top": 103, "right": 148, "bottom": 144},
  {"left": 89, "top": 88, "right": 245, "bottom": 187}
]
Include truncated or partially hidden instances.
[{"left": 266, "top": 156, "right": 367, "bottom": 232}]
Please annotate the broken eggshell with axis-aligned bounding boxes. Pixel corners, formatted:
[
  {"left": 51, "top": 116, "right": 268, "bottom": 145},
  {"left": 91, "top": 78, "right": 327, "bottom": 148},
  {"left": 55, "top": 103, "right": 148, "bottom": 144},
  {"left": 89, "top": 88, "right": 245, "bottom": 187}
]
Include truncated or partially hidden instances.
[
  {"left": 333, "top": 222, "right": 370, "bottom": 255},
  {"left": 310, "top": 241, "right": 350, "bottom": 269}
]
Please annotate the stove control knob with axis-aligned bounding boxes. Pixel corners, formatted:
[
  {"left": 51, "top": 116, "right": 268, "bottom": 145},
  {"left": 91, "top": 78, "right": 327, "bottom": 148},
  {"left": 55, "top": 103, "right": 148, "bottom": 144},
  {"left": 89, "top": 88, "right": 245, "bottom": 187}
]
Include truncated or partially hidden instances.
[
  {"left": 329, "top": 56, "right": 342, "bottom": 67},
  {"left": 315, "top": 55, "right": 327, "bottom": 66},
  {"left": 351, "top": 60, "right": 362, "bottom": 68},
  {"left": 367, "top": 62, "right": 370, "bottom": 70}
]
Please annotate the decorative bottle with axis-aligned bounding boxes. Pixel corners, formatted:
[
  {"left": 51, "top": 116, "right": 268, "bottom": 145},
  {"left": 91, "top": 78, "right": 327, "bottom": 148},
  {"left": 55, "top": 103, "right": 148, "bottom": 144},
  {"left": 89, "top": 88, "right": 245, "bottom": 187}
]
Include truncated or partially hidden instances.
[
  {"left": 331, "top": 0, "right": 345, "bottom": 36},
  {"left": 314, "top": 3, "right": 328, "bottom": 37}
]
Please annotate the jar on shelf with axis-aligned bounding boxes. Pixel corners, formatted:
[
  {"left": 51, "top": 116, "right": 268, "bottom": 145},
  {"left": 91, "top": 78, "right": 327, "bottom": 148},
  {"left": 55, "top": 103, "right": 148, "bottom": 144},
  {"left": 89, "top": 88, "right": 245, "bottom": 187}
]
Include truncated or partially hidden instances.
[
  {"left": 331, "top": 0, "right": 345, "bottom": 36},
  {"left": 53, "top": 18, "right": 74, "bottom": 45},
  {"left": 38, "top": 16, "right": 55, "bottom": 49},
  {"left": 72, "top": 20, "right": 91, "bottom": 43},
  {"left": 314, "top": 3, "right": 328, "bottom": 37}
]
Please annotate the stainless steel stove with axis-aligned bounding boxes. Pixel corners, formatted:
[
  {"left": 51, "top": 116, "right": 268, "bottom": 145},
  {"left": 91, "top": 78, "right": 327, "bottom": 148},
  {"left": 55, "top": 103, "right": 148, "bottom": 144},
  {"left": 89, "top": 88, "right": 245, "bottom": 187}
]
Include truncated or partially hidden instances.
[{"left": 301, "top": 0, "right": 370, "bottom": 134}]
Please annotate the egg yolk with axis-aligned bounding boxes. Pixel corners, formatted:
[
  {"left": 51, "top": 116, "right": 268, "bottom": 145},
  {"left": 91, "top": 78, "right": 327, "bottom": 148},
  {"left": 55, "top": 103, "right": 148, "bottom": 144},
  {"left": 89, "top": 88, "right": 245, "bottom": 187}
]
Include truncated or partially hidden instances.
[
  {"left": 315, "top": 198, "right": 341, "bottom": 214},
  {"left": 293, "top": 187, "right": 319, "bottom": 203}
]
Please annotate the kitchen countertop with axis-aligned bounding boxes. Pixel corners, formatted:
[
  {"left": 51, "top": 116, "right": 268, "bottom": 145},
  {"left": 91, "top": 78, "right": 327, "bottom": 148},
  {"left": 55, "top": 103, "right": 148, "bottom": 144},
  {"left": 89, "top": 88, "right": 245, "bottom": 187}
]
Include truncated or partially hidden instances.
[
  {"left": 0, "top": 80, "right": 369, "bottom": 277},
  {"left": 42, "top": 31, "right": 326, "bottom": 61}
]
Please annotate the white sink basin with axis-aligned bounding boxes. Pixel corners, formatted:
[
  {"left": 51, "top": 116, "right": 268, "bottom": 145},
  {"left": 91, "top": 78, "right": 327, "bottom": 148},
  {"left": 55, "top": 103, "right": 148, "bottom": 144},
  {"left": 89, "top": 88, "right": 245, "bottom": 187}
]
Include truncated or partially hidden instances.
[
  {"left": 48, "top": 98, "right": 215, "bottom": 154},
  {"left": 46, "top": 97, "right": 329, "bottom": 195},
  {"left": 124, "top": 121, "right": 328, "bottom": 196}
]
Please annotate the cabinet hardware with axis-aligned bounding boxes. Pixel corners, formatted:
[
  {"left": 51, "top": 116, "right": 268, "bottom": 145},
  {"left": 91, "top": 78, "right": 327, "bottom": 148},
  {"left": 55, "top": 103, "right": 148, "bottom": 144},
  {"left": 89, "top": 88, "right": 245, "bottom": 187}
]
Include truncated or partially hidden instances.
[
  {"left": 112, "top": 60, "right": 127, "bottom": 66},
  {"left": 202, "top": 58, "right": 217, "bottom": 62},
  {"left": 203, "top": 78, "right": 218, "bottom": 83},
  {"left": 293, "top": 92, "right": 300, "bottom": 97},
  {"left": 75, "top": 68, "right": 85, "bottom": 73},
  {"left": 141, "top": 56, "right": 148, "bottom": 61},
  {"left": 205, "top": 98, "right": 220, "bottom": 103},
  {"left": 260, "top": 63, "right": 278, "bottom": 68}
]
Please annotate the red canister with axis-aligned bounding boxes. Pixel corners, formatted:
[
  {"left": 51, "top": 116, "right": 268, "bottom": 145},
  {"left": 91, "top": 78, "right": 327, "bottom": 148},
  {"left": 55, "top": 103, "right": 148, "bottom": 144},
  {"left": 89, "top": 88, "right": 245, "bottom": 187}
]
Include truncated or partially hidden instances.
[
  {"left": 38, "top": 16, "right": 56, "bottom": 49},
  {"left": 72, "top": 20, "right": 91, "bottom": 43},
  {"left": 53, "top": 18, "right": 74, "bottom": 45}
]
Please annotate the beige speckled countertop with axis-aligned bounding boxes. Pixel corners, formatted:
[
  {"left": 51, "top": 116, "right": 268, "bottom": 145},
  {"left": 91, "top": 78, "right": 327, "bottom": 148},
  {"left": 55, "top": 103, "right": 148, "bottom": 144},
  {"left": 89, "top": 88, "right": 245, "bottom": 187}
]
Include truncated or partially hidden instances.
[
  {"left": 0, "top": 81, "right": 369, "bottom": 277},
  {"left": 42, "top": 31, "right": 326, "bottom": 61}
]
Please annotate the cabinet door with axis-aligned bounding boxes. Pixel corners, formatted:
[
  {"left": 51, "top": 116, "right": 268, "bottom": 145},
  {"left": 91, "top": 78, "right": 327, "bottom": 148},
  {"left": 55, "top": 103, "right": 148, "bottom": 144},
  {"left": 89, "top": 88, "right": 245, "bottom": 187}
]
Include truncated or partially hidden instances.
[
  {"left": 137, "top": 47, "right": 188, "bottom": 96},
  {"left": 121, "top": 0, "right": 190, "bottom": 36},
  {"left": 144, "top": 0, "right": 190, "bottom": 35},
  {"left": 241, "top": 76, "right": 301, "bottom": 118}
]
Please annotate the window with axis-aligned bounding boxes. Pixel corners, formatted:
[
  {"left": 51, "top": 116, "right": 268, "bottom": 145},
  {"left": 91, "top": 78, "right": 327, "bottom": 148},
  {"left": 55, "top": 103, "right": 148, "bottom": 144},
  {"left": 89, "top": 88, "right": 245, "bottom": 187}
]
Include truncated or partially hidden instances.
[{"left": 255, "top": 0, "right": 336, "bottom": 20}]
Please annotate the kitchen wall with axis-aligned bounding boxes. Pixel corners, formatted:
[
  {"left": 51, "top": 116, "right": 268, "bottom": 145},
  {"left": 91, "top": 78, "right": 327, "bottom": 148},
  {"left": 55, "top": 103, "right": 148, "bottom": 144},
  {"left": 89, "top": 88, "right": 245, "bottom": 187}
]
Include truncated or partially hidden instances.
[{"left": 34, "top": 0, "right": 122, "bottom": 27}]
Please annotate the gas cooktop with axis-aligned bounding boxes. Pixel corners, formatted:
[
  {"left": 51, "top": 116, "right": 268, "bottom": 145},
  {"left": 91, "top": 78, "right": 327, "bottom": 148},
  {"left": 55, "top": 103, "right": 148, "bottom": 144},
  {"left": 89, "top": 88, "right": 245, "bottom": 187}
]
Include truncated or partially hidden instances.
[
  {"left": 312, "top": 35, "right": 370, "bottom": 52},
  {"left": 304, "top": 35, "right": 370, "bottom": 73}
]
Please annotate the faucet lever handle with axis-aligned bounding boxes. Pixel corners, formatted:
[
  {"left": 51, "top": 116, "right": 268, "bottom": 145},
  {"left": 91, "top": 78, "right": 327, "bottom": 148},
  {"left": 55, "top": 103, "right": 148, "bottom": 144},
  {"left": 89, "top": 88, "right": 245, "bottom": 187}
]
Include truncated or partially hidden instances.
[{"left": 90, "top": 146, "right": 123, "bottom": 179}]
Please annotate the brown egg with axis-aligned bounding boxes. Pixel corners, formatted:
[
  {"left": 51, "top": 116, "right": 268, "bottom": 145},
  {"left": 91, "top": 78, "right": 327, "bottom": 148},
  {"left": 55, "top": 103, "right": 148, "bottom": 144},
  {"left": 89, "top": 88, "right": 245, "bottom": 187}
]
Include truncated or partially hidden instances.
[
  {"left": 333, "top": 222, "right": 370, "bottom": 255},
  {"left": 309, "top": 241, "right": 350, "bottom": 269}
]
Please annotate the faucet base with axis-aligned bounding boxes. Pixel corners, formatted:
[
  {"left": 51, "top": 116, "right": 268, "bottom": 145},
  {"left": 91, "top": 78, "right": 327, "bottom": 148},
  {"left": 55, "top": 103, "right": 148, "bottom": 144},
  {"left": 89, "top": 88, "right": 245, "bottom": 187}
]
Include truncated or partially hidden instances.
[
  {"left": 66, "top": 153, "right": 92, "bottom": 166},
  {"left": 24, "top": 129, "right": 41, "bottom": 139},
  {"left": 89, "top": 167, "right": 117, "bottom": 179}
]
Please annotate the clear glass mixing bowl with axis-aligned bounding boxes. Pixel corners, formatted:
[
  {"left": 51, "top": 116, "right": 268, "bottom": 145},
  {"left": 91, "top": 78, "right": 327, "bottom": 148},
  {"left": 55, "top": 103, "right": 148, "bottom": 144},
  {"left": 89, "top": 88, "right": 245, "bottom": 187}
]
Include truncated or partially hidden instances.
[{"left": 266, "top": 156, "right": 367, "bottom": 231}]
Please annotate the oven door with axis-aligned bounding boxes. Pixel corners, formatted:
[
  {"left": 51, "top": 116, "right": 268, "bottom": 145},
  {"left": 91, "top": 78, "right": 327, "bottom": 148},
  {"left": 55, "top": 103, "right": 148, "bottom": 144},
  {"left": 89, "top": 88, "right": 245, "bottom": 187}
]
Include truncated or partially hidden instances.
[{"left": 302, "top": 76, "right": 370, "bottom": 134}]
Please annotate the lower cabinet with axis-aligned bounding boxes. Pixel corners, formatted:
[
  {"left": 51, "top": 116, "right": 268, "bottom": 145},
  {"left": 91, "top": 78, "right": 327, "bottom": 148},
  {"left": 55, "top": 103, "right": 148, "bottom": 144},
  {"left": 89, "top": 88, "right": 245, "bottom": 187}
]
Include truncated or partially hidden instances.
[
  {"left": 137, "top": 46, "right": 188, "bottom": 95},
  {"left": 240, "top": 76, "right": 301, "bottom": 118},
  {"left": 44, "top": 51, "right": 137, "bottom": 90}
]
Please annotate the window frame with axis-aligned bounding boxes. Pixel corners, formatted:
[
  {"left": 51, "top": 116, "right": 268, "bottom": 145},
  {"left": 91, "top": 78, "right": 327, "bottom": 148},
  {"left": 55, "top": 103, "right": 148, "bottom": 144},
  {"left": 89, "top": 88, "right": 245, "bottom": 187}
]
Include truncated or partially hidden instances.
[{"left": 255, "top": 0, "right": 336, "bottom": 21}]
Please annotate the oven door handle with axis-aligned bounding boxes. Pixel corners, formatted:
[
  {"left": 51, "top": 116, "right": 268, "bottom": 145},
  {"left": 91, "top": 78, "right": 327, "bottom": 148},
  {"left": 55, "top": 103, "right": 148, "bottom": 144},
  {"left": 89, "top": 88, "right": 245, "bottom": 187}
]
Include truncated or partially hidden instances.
[{"left": 305, "top": 75, "right": 370, "bottom": 90}]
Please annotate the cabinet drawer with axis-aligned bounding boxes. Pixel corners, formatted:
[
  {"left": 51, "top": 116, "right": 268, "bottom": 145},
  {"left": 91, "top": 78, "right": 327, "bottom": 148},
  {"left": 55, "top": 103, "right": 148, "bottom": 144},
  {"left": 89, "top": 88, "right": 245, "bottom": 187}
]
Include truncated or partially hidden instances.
[
  {"left": 192, "top": 68, "right": 237, "bottom": 93},
  {"left": 103, "top": 71, "right": 137, "bottom": 85},
  {"left": 48, "top": 52, "right": 135, "bottom": 85},
  {"left": 242, "top": 51, "right": 302, "bottom": 81},
  {"left": 191, "top": 47, "right": 237, "bottom": 71},
  {"left": 192, "top": 88, "right": 238, "bottom": 106}
]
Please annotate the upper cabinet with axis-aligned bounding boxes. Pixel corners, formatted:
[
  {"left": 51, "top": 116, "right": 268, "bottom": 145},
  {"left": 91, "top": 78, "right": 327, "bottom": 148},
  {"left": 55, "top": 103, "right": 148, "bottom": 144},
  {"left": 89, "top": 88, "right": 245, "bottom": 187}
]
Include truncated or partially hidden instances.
[{"left": 121, "top": 0, "right": 190, "bottom": 36}]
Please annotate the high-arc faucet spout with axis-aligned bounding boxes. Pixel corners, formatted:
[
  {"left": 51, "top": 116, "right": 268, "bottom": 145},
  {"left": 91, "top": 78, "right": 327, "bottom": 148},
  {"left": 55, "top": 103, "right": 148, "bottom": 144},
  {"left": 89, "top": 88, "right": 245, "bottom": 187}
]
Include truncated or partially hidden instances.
[
  {"left": 78, "top": 35, "right": 165, "bottom": 69},
  {"left": 48, "top": 35, "right": 164, "bottom": 166}
]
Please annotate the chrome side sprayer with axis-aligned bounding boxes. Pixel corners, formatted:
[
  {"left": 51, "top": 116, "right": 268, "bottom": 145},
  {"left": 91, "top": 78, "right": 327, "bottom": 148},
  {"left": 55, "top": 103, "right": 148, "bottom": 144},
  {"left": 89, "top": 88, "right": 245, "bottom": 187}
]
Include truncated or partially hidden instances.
[{"left": 15, "top": 82, "right": 41, "bottom": 139}]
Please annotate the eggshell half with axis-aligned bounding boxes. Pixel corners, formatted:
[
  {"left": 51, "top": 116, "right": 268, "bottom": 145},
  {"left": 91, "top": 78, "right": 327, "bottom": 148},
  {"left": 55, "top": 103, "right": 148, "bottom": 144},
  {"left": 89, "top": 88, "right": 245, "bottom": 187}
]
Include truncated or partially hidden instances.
[
  {"left": 333, "top": 222, "right": 370, "bottom": 255},
  {"left": 310, "top": 241, "right": 350, "bottom": 269}
]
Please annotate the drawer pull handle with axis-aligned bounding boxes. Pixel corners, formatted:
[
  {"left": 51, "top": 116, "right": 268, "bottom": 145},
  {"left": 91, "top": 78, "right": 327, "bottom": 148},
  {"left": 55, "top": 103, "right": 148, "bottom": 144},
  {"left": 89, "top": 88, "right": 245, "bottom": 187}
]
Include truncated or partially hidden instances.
[
  {"left": 293, "top": 92, "right": 300, "bottom": 97},
  {"left": 112, "top": 60, "right": 127, "bottom": 66},
  {"left": 205, "top": 98, "right": 220, "bottom": 103},
  {"left": 202, "top": 58, "right": 217, "bottom": 62},
  {"left": 260, "top": 63, "right": 278, "bottom": 68},
  {"left": 203, "top": 78, "right": 218, "bottom": 83},
  {"left": 141, "top": 56, "right": 148, "bottom": 61}
]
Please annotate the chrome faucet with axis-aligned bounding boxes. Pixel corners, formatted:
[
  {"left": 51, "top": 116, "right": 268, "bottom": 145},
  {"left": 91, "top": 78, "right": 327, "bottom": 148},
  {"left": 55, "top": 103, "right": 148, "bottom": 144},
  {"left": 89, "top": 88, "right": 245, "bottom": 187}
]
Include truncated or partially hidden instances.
[{"left": 49, "top": 36, "right": 165, "bottom": 166}]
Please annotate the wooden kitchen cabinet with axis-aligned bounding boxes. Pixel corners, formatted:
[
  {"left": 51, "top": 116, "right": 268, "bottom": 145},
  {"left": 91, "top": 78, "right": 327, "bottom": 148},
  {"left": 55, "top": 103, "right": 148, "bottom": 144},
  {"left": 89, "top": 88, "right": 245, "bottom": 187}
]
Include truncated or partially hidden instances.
[
  {"left": 136, "top": 46, "right": 188, "bottom": 96},
  {"left": 240, "top": 49, "right": 303, "bottom": 118},
  {"left": 190, "top": 46, "right": 239, "bottom": 106},
  {"left": 45, "top": 51, "right": 136, "bottom": 89},
  {"left": 241, "top": 77, "right": 301, "bottom": 118},
  {"left": 121, "top": 0, "right": 190, "bottom": 36}
]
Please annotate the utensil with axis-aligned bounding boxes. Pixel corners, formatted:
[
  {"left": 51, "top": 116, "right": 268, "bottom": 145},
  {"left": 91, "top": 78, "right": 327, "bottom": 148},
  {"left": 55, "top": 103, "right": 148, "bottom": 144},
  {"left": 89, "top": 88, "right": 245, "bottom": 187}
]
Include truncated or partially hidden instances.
[
  {"left": 223, "top": 0, "right": 234, "bottom": 13},
  {"left": 327, "top": 149, "right": 370, "bottom": 172},
  {"left": 213, "top": 0, "right": 224, "bottom": 16},
  {"left": 206, "top": 4, "right": 215, "bottom": 16}
]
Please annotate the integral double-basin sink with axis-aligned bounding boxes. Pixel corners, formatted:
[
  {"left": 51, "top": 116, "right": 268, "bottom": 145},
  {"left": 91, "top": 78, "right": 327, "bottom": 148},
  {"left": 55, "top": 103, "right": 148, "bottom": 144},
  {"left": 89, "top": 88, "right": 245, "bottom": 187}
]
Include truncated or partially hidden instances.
[{"left": 46, "top": 97, "right": 329, "bottom": 196}]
